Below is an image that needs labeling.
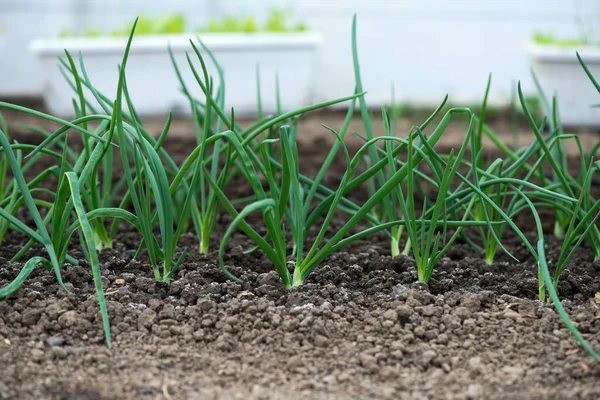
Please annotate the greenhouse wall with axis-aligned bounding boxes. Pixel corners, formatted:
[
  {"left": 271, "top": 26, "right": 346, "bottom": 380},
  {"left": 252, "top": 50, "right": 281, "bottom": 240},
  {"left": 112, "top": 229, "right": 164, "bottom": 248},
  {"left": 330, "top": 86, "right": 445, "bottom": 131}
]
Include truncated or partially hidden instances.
[{"left": 1, "top": 0, "right": 599, "bottom": 107}]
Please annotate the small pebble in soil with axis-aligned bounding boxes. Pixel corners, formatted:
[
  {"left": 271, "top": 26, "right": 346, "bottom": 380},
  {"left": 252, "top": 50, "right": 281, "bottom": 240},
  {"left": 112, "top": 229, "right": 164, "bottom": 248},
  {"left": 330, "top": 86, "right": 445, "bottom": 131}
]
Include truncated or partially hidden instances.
[
  {"left": 46, "top": 337, "right": 66, "bottom": 347},
  {"left": 138, "top": 385, "right": 154, "bottom": 395},
  {"left": 71, "top": 347, "right": 86, "bottom": 356},
  {"left": 51, "top": 346, "right": 69, "bottom": 359}
]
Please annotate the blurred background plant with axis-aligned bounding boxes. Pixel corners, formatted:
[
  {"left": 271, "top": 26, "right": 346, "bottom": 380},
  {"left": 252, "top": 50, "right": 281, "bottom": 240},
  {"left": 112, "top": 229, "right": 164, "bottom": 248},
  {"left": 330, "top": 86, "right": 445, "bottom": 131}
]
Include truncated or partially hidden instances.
[
  {"left": 533, "top": 32, "right": 599, "bottom": 47},
  {"left": 57, "top": 8, "right": 308, "bottom": 38},
  {"left": 202, "top": 8, "right": 308, "bottom": 33}
]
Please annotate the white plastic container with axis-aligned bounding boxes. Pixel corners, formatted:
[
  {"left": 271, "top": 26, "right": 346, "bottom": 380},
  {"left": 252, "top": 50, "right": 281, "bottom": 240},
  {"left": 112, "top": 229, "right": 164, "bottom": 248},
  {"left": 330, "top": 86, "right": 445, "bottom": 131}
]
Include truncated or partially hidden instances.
[
  {"left": 0, "top": 0, "right": 77, "bottom": 97},
  {"left": 526, "top": 43, "right": 600, "bottom": 128},
  {"left": 29, "top": 32, "right": 322, "bottom": 117}
]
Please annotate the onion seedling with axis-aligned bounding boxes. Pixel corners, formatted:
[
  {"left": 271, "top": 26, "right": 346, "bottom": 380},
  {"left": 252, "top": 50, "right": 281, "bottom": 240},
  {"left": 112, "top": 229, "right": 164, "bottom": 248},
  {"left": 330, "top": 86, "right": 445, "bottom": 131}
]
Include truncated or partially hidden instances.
[
  {"left": 349, "top": 16, "right": 437, "bottom": 258},
  {"left": 63, "top": 171, "right": 112, "bottom": 347},
  {"left": 397, "top": 137, "right": 461, "bottom": 283},
  {"left": 528, "top": 69, "right": 577, "bottom": 240},
  {"left": 212, "top": 123, "right": 371, "bottom": 287},
  {"left": 349, "top": 15, "right": 390, "bottom": 242},
  {"left": 520, "top": 193, "right": 600, "bottom": 362},
  {"left": 476, "top": 160, "right": 510, "bottom": 264},
  {"left": 518, "top": 82, "right": 600, "bottom": 263},
  {"left": 551, "top": 159, "right": 600, "bottom": 295},
  {"left": 113, "top": 81, "right": 189, "bottom": 282},
  {"left": 167, "top": 39, "right": 237, "bottom": 254},
  {"left": 472, "top": 74, "right": 493, "bottom": 224},
  {"left": 0, "top": 130, "right": 67, "bottom": 291},
  {"left": 395, "top": 112, "right": 492, "bottom": 283},
  {"left": 61, "top": 50, "right": 116, "bottom": 251},
  {"left": 0, "top": 115, "right": 63, "bottom": 243}
]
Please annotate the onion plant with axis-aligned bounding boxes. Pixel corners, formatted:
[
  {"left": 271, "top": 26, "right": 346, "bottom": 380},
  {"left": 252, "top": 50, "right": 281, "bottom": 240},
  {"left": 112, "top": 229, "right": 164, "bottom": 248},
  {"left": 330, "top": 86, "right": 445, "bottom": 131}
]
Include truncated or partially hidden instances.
[
  {"left": 396, "top": 128, "right": 468, "bottom": 283},
  {"left": 522, "top": 191, "right": 600, "bottom": 362},
  {"left": 551, "top": 158, "right": 600, "bottom": 291},
  {"left": 533, "top": 79, "right": 571, "bottom": 240},
  {"left": 577, "top": 51, "right": 600, "bottom": 106},
  {"left": 0, "top": 115, "right": 63, "bottom": 244},
  {"left": 168, "top": 39, "right": 236, "bottom": 254},
  {"left": 349, "top": 16, "right": 436, "bottom": 258},
  {"left": 213, "top": 123, "right": 398, "bottom": 288},
  {"left": 472, "top": 74, "right": 493, "bottom": 223},
  {"left": 0, "top": 130, "right": 67, "bottom": 291},
  {"left": 475, "top": 160, "right": 510, "bottom": 264},
  {"left": 62, "top": 51, "right": 115, "bottom": 251},
  {"left": 349, "top": 16, "right": 396, "bottom": 256},
  {"left": 517, "top": 82, "right": 600, "bottom": 263}
]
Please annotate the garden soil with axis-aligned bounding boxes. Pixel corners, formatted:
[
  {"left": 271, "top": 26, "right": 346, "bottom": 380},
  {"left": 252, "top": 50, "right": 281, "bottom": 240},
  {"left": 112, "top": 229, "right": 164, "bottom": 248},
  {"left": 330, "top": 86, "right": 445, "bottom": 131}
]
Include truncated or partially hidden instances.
[{"left": 1, "top": 107, "right": 600, "bottom": 400}]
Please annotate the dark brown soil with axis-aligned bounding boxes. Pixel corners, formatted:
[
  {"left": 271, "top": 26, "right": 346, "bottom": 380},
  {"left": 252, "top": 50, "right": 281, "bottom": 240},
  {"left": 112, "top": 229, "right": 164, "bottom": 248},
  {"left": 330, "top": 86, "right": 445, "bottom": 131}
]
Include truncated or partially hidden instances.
[{"left": 1, "top": 108, "right": 599, "bottom": 400}]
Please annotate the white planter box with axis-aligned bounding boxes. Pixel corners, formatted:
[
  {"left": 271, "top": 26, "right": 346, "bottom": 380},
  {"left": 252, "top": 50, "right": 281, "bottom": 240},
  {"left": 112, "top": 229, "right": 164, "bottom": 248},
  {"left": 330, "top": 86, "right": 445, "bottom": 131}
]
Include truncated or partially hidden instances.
[
  {"left": 29, "top": 32, "right": 322, "bottom": 117},
  {"left": 526, "top": 43, "right": 600, "bottom": 128},
  {"left": 1, "top": 0, "right": 78, "bottom": 97}
]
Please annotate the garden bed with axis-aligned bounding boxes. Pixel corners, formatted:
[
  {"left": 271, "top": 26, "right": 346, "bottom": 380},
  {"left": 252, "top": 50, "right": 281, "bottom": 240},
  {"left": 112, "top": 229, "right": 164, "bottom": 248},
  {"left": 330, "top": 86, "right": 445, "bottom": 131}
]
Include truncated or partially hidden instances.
[{"left": 0, "top": 111, "right": 599, "bottom": 400}]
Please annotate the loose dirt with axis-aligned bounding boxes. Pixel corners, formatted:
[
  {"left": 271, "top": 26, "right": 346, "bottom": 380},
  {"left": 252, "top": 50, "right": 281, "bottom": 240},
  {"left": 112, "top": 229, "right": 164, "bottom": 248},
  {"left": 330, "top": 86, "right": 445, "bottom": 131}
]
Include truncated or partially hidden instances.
[{"left": 0, "top": 107, "right": 599, "bottom": 400}]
